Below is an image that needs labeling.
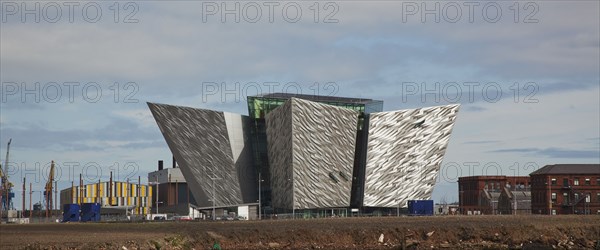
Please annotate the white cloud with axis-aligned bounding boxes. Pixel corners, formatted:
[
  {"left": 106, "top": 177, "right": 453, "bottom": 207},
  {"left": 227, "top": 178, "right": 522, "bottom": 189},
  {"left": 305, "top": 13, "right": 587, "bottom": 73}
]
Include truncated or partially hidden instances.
[{"left": 113, "top": 109, "right": 155, "bottom": 128}]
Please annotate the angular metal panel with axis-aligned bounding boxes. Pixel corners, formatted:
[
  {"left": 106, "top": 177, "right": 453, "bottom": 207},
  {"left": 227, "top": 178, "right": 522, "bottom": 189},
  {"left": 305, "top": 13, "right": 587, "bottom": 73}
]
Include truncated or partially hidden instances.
[
  {"left": 363, "top": 104, "right": 460, "bottom": 207},
  {"left": 147, "top": 103, "right": 256, "bottom": 208},
  {"left": 266, "top": 98, "right": 359, "bottom": 209},
  {"left": 264, "top": 100, "right": 294, "bottom": 209}
]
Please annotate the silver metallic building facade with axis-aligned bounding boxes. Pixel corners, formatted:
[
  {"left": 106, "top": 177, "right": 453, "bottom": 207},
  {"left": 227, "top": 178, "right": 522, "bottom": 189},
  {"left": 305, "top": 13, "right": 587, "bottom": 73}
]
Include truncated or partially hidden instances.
[
  {"left": 363, "top": 105, "right": 460, "bottom": 207},
  {"left": 266, "top": 98, "right": 359, "bottom": 209},
  {"left": 148, "top": 94, "right": 460, "bottom": 211},
  {"left": 148, "top": 103, "right": 257, "bottom": 208}
]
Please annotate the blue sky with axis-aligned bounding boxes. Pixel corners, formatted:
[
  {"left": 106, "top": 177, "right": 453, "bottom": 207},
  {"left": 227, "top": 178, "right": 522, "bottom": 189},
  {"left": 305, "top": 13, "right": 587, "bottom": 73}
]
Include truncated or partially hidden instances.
[{"left": 1, "top": 1, "right": 599, "bottom": 209}]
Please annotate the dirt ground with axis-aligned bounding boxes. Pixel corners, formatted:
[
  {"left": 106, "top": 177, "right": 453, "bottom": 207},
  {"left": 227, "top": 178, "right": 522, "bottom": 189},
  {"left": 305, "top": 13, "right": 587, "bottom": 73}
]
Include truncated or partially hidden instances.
[{"left": 1, "top": 215, "right": 599, "bottom": 249}]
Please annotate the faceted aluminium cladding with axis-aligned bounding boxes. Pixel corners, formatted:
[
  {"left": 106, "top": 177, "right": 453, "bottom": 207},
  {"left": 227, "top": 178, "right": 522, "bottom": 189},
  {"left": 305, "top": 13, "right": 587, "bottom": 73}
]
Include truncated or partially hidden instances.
[
  {"left": 363, "top": 104, "right": 460, "bottom": 208},
  {"left": 266, "top": 98, "right": 359, "bottom": 210},
  {"left": 147, "top": 103, "right": 257, "bottom": 208}
]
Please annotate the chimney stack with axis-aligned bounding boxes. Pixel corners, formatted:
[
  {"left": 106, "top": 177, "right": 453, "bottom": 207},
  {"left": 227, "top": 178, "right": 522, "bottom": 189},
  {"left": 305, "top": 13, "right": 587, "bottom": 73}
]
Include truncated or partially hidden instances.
[
  {"left": 172, "top": 156, "right": 177, "bottom": 168},
  {"left": 158, "top": 160, "right": 163, "bottom": 171}
]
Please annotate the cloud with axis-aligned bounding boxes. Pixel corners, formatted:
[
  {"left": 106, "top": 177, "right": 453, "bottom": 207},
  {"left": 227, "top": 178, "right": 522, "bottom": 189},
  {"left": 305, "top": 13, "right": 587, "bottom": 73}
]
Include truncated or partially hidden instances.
[
  {"left": 0, "top": 116, "right": 163, "bottom": 152},
  {"left": 0, "top": 101, "right": 45, "bottom": 111},
  {"left": 537, "top": 148, "right": 600, "bottom": 159},
  {"left": 112, "top": 109, "right": 156, "bottom": 128},
  {"left": 464, "top": 106, "right": 486, "bottom": 112},
  {"left": 463, "top": 140, "right": 500, "bottom": 145},
  {"left": 490, "top": 147, "right": 600, "bottom": 159},
  {"left": 2, "top": 2, "right": 598, "bottom": 96}
]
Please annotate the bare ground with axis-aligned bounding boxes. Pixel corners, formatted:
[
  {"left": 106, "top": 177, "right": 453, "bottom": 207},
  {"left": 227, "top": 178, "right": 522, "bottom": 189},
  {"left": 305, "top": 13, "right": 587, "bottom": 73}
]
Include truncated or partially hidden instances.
[{"left": 1, "top": 215, "right": 599, "bottom": 249}]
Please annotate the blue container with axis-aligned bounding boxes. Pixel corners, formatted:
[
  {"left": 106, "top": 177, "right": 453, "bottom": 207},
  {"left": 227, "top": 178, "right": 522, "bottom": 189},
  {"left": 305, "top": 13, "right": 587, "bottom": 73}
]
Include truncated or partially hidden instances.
[
  {"left": 408, "top": 200, "right": 434, "bottom": 216},
  {"left": 62, "top": 204, "right": 80, "bottom": 222},
  {"left": 80, "top": 203, "right": 101, "bottom": 222}
]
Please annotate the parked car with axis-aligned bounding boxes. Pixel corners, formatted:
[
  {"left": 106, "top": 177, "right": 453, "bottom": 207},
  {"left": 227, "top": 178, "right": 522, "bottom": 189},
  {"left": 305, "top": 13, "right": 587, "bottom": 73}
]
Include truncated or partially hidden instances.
[
  {"left": 219, "top": 216, "right": 234, "bottom": 221},
  {"left": 153, "top": 216, "right": 166, "bottom": 221},
  {"left": 173, "top": 216, "right": 193, "bottom": 221}
]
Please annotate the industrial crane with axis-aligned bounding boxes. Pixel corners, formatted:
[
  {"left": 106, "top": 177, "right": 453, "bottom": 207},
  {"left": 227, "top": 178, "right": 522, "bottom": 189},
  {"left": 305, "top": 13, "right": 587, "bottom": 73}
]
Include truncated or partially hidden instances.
[
  {"left": 0, "top": 139, "right": 15, "bottom": 212},
  {"left": 44, "top": 160, "right": 55, "bottom": 216}
]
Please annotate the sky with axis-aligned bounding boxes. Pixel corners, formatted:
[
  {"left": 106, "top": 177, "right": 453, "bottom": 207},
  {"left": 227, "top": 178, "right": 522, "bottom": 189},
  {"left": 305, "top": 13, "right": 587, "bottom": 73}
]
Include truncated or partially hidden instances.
[{"left": 1, "top": 0, "right": 599, "bottom": 210}]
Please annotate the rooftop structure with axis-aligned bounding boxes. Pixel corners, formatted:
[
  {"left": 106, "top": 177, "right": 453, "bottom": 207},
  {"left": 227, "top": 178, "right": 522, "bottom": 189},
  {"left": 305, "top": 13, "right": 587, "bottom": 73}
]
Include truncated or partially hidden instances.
[{"left": 247, "top": 93, "right": 383, "bottom": 119}]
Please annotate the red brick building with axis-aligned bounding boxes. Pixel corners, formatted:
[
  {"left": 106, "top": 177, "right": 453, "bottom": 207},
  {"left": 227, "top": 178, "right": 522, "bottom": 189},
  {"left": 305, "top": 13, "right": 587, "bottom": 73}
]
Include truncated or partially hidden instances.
[
  {"left": 458, "top": 176, "right": 530, "bottom": 215},
  {"left": 530, "top": 164, "right": 600, "bottom": 215}
]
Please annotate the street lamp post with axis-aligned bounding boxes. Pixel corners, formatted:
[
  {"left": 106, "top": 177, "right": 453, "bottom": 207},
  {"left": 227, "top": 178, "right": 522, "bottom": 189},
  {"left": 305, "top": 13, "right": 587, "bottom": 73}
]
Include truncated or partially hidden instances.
[
  {"left": 212, "top": 178, "right": 216, "bottom": 220},
  {"left": 148, "top": 177, "right": 160, "bottom": 219},
  {"left": 287, "top": 178, "right": 294, "bottom": 219},
  {"left": 155, "top": 176, "right": 159, "bottom": 215},
  {"left": 458, "top": 191, "right": 465, "bottom": 215},
  {"left": 258, "top": 172, "right": 264, "bottom": 220},
  {"left": 210, "top": 176, "right": 222, "bottom": 220}
]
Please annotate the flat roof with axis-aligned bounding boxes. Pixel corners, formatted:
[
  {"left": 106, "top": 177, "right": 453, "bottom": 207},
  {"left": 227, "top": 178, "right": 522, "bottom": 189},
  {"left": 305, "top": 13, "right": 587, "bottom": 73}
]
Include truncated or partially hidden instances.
[{"left": 250, "top": 93, "right": 382, "bottom": 105}]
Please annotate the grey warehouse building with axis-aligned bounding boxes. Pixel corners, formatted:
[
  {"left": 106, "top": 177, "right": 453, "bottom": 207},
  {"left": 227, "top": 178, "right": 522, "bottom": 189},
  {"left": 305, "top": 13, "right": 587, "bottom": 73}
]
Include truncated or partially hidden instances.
[{"left": 148, "top": 93, "right": 459, "bottom": 217}]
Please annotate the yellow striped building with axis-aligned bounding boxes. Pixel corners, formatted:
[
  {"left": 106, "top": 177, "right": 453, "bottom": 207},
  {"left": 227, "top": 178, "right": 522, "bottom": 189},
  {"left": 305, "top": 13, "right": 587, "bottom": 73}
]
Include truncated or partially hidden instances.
[{"left": 60, "top": 181, "right": 152, "bottom": 215}]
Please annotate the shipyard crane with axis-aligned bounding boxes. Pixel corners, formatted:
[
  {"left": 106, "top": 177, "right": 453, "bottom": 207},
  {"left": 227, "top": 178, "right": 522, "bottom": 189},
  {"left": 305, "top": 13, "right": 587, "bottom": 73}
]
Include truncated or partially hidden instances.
[
  {"left": 0, "top": 139, "right": 15, "bottom": 211},
  {"left": 44, "top": 160, "right": 55, "bottom": 216}
]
